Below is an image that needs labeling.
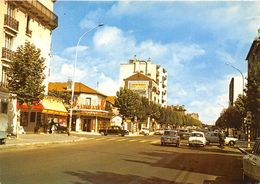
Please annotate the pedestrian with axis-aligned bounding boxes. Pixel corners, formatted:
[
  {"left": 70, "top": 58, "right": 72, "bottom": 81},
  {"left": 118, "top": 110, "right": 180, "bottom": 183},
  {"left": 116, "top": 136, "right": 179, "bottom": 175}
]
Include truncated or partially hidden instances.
[
  {"left": 49, "top": 119, "right": 55, "bottom": 134},
  {"left": 218, "top": 130, "right": 225, "bottom": 148}
]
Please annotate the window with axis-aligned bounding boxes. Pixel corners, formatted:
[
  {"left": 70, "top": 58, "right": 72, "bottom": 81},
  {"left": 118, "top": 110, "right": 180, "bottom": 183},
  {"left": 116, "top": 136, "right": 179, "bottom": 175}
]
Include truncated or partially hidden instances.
[
  {"left": 86, "top": 97, "right": 91, "bottom": 106},
  {"left": 1, "top": 66, "right": 8, "bottom": 88},
  {"left": 5, "top": 34, "right": 13, "bottom": 49},
  {"left": 1, "top": 100, "right": 8, "bottom": 114},
  {"left": 7, "top": 4, "right": 15, "bottom": 18},
  {"left": 30, "top": 112, "right": 36, "bottom": 122},
  {"left": 26, "top": 16, "right": 32, "bottom": 35},
  {"left": 20, "top": 112, "right": 28, "bottom": 127}
]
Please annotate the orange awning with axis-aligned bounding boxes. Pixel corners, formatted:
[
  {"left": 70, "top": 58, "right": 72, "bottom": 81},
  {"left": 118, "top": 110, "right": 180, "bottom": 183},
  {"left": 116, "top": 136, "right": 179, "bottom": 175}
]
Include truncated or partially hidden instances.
[{"left": 19, "top": 98, "right": 68, "bottom": 116}]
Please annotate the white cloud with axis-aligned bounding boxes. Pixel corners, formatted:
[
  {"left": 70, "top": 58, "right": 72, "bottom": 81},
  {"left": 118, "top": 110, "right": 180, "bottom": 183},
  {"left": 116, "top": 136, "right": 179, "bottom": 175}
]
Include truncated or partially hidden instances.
[
  {"left": 80, "top": 9, "right": 105, "bottom": 29},
  {"left": 98, "top": 73, "right": 120, "bottom": 96},
  {"left": 63, "top": 45, "right": 89, "bottom": 59}
]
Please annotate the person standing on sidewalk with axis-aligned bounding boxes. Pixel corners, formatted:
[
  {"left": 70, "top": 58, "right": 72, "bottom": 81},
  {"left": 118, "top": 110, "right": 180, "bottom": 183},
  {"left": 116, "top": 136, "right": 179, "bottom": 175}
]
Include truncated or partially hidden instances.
[
  {"left": 49, "top": 119, "right": 55, "bottom": 134},
  {"left": 218, "top": 130, "right": 226, "bottom": 148}
]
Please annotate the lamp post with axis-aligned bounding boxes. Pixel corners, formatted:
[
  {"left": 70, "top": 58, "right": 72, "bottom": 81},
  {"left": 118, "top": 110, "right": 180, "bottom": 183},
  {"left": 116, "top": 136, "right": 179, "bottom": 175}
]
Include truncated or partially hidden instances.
[
  {"left": 68, "top": 24, "right": 104, "bottom": 135},
  {"left": 225, "top": 62, "right": 245, "bottom": 96}
]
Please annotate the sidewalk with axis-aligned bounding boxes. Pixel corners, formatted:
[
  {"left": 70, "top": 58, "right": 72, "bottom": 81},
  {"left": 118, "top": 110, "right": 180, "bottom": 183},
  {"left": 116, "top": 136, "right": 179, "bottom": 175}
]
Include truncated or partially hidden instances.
[
  {"left": 0, "top": 132, "right": 142, "bottom": 150},
  {"left": 0, "top": 133, "right": 88, "bottom": 150}
]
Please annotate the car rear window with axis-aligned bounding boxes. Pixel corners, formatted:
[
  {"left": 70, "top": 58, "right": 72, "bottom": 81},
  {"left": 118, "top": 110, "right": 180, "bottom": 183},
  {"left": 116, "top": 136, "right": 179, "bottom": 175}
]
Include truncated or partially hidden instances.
[
  {"left": 192, "top": 133, "right": 203, "bottom": 137},
  {"left": 164, "top": 131, "right": 177, "bottom": 136}
]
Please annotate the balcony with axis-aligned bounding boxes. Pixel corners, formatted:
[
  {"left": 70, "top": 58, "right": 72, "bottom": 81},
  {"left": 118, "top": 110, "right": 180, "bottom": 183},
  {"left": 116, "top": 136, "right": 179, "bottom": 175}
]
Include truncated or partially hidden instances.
[
  {"left": 2, "top": 47, "right": 15, "bottom": 61},
  {"left": 4, "top": 14, "right": 19, "bottom": 33},
  {"left": 7, "top": 0, "right": 58, "bottom": 30}
]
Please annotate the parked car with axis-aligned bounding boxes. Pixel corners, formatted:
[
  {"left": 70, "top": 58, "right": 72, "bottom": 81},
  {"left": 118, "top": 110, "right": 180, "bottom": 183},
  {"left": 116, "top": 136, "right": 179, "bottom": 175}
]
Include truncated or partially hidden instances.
[
  {"left": 154, "top": 129, "right": 164, "bottom": 135},
  {"left": 54, "top": 123, "right": 68, "bottom": 134},
  {"left": 178, "top": 129, "right": 191, "bottom": 139},
  {"left": 161, "top": 130, "right": 180, "bottom": 147},
  {"left": 205, "top": 131, "right": 238, "bottom": 146},
  {"left": 99, "top": 126, "right": 129, "bottom": 136},
  {"left": 139, "top": 128, "right": 150, "bottom": 136},
  {"left": 243, "top": 137, "right": 260, "bottom": 183},
  {"left": 188, "top": 131, "right": 207, "bottom": 147},
  {"left": 0, "top": 131, "right": 7, "bottom": 145}
]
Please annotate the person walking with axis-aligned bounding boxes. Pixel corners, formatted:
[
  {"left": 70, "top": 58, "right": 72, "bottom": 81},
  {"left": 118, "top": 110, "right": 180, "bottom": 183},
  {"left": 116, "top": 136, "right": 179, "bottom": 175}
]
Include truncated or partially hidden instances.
[{"left": 218, "top": 130, "right": 226, "bottom": 148}]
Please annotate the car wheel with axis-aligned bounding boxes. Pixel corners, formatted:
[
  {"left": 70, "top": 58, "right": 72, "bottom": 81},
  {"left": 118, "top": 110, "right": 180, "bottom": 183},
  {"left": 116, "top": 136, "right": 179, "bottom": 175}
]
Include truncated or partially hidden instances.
[
  {"left": 161, "top": 142, "right": 164, "bottom": 146},
  {"left": 206, "top": 141, "right": 210, "bottom": 145},
  {"left": 229, "top": 141, "right": 235, "bottom": 146},
  {"left": 189, "top": 143, "right": 192, "bottom": 147},
  {"left": 0, "top": 139, "right": 6, "bottom": 145},
  {"left": 176, "top": 142, "right": 180, "bottom": 147}
]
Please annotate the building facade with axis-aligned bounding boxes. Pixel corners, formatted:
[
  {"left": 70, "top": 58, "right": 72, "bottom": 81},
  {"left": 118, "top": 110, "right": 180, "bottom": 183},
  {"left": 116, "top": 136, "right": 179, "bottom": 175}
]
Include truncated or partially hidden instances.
[
  {"left": 0, "top": 0, "right": 57, "bottom": 132},
  {"left": 49, "top": 82, "right": 113, "bottom": 133},
  {"left": 246, "top": 28, "right": 260, "bottom": 139},
  {"left": 120, "top": 57, "right": 168, "bottom": 106}
]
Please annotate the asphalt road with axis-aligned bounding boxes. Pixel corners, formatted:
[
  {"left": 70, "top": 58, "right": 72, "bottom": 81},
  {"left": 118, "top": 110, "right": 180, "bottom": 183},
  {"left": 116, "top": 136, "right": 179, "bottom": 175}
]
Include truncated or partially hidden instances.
[{"left": 0, "top": 135, "right": 243, "bottom": 184}]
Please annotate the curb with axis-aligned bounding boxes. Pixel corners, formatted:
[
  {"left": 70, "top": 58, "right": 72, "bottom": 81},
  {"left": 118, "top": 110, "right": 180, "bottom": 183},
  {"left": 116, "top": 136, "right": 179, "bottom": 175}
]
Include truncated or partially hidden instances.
[
  {"left": 0, "top": 137, "right": 88, "bottom": 150},
  {"left": 236, "top": 146, "right": 249, "bottom": 155}
]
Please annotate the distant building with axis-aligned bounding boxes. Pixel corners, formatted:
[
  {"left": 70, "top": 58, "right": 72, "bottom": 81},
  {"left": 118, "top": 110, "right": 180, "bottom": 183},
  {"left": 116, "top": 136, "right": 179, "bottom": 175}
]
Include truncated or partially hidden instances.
[
  {"left": 49, "top": 82, "right": 113, "bottom": 133},
  {"left": 0, "top": 0, "right": 58, "bottom": 132},
  {"left": 120, "top": 57, "right": 167, "bottom": 106},
  {"left": 229, "top": 77, "right": 243, "bottom": 106}
]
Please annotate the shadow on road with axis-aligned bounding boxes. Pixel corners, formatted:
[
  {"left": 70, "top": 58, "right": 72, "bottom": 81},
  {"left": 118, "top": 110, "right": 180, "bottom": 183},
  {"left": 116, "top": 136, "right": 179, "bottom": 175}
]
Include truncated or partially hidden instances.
[
  {"left": 65, "top": 170, "right": 192, "bottom": 184},
  {"left": 124, "top": 150, "right": 243, "bottom": 184}
]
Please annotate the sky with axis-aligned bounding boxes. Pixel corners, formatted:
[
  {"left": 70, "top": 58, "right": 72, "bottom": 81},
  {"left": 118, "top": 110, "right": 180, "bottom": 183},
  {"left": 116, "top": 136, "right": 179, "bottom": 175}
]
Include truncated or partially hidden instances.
[{"left": 50, "top": 1, "right": 260, "bottom": 125}]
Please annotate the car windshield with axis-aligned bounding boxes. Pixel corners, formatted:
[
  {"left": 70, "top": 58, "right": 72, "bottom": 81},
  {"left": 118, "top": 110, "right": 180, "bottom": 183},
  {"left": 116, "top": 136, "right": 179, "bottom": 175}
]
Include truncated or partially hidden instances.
[
  {"left": 164, "top": 131, "right": 177, "bottom": 136},
  {"left": 191, "top": 133, "right": 203, "bottom": 137}
]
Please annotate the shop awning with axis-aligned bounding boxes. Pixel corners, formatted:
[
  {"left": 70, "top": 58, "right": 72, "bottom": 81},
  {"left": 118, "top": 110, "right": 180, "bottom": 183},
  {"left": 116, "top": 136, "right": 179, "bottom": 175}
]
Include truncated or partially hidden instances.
[{"left": 18, "top": 98, "right": 68, "bottom": 116}]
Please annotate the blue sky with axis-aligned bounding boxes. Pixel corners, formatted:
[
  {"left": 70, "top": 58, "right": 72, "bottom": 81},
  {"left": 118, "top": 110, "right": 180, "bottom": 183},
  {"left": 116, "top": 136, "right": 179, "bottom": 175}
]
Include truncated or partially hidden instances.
[{"left": 50, "top": 1, "right": 260, "bottom": 124}]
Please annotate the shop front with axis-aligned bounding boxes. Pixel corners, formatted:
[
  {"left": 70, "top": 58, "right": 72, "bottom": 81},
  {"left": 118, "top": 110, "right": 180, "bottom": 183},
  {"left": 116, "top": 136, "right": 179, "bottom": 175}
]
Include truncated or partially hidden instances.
[
  {"left": 71, "top": 110, "right": 112, "bottom": 133},
  {"left": 19, "top": 97, "right": 68, "bottom": 133}
]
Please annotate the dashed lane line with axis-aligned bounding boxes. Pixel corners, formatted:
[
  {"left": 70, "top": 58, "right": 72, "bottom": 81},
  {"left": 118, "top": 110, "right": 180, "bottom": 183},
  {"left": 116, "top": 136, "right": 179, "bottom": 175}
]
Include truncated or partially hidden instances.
[{"left": 114, "top": 138, "right": 128, "bottom": 142}]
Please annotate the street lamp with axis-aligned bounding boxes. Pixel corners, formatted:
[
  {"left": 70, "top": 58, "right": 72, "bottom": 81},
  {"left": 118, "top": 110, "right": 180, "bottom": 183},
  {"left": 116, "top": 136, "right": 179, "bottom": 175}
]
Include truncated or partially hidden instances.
[
  {"left": 225, "top": 62, "right": 245, "bottom": 96},
  {"left": 68, "top": 24, "right": 104, "bottom": 135}
]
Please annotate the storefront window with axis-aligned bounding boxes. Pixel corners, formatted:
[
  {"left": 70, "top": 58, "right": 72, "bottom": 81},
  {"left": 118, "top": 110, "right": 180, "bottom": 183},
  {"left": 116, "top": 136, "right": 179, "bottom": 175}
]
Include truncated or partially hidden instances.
[
  {"left": 30, "top": 112, "right": 36, "bottom": 122},
  {"left": 1, "top": 100, "right": 8, "bottom": 114},
  {"left": 20, "top": 112, "right": 28, "bottom": 126}
]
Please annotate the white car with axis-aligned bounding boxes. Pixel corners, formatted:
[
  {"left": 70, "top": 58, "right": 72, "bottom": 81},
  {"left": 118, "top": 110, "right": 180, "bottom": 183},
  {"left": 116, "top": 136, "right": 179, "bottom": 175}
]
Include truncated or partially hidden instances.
[
  {"left": 205, "top": 131, "right": 238, "bottom": 146},
  {"left": 243, "top": 137, "right": 260, "bottom": 183},
  {"left": 188, "top": 131, "right": 207, "bottom": 147},
  {"left": 139, "top": 128, "right": 149, "bottom": 135}
]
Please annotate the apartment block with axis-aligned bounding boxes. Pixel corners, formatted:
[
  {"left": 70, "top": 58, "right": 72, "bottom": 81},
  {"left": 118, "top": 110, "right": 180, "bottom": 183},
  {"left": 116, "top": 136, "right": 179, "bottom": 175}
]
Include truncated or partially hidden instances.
[
  {"left": 120, "top": 57, "right": 167, "bottom": 106},
  {"left": 0, "top": 0, "right": 57, "bottom": 132},
  {"left": 229, "top": 76, "right": 243, "bottom": 106}
]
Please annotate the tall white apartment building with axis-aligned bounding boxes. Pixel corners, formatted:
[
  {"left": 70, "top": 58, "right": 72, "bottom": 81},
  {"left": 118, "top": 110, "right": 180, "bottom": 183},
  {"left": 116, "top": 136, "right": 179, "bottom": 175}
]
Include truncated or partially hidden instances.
[
  {"left": 120, "top": 57, "right": 167, "bottom": 106},
  {"left": 229, "top": 76, "right": 243, "bottom": 106},
  {"left": 0, "top": 0, "right": 57, "bottom": 131}
]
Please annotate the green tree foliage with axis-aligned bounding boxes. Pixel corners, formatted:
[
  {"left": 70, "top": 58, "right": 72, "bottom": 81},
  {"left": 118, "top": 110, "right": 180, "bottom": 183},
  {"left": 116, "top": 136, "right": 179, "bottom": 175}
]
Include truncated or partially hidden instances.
[
  {"left": 246, "top": 60, "right": 260, "bottom": 124},
  {"left": 115, "top": 88, "right": 141, "bottom": 118},
  {"left": 114, "top": 88, "right": 202, "bottom": 127},
  {"left": 215, "top": 95, "right": 247, "bottom": 129},
  {"left": 48, "top": 90, "right": 71, "bottom": 108},
  {"left": 7, "top": 42, "right": 46, "bottom": 105}
]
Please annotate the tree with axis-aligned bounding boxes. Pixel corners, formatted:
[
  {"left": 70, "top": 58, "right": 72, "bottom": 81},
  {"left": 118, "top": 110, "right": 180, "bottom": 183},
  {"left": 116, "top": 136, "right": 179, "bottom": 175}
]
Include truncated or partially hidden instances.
[
  {"left": 7, "top": 42, "right": 46, "bottom": 105},
  {"left": 48, "top": 90, "right": 71, "bottom": 108},
  {"left": 246, "top": 60, "right": 260, "bottom": 138},
  {"left": 115, "top": 88, "right": 141, "bottom": 118}
]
